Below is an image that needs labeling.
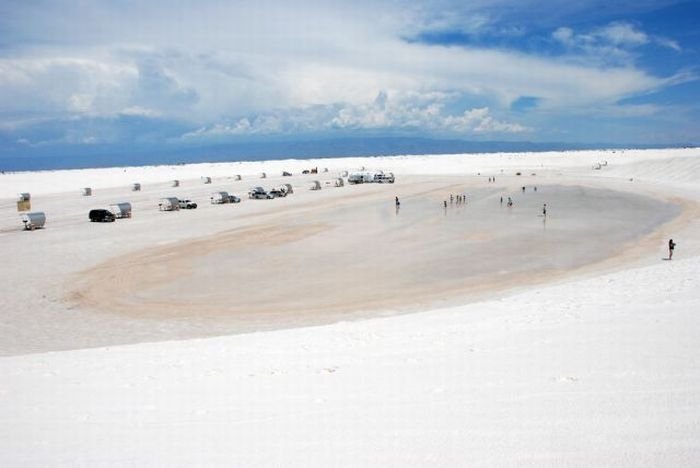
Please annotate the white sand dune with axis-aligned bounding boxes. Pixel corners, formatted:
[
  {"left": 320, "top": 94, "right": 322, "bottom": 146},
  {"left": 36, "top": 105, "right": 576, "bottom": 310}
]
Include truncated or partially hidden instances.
[{"left": 1, "top": 148, "right": 699, "bottom": 466}]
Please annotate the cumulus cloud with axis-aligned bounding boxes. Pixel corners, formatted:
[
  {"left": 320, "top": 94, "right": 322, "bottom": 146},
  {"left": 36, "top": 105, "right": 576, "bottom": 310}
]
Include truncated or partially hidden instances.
[{"left": 183, "top": 91, "right": 528, "bottom": 138}]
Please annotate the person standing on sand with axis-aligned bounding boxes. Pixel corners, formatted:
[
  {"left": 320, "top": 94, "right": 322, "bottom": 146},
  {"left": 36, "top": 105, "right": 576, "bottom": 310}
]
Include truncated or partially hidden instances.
[
  {"left": 668, "top": 239, "right": 676, "bottom": 259},
  {"left": 500, "top": 196, "right": 503, "bottom": 205},
  {"left": 444, "top": 200, "right": 447, "bottom": 208},
  {"left": 395, "top": 196, "right": 400, "bottom": 207},
  {"left": 542, "top": 203, "right": 547, "bottom": 217}
]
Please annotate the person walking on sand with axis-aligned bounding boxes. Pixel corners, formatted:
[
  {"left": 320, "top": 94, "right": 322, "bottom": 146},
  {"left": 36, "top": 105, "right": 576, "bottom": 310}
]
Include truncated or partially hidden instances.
[
  {"left": 542, "top": 203, "right": 547, "bottom": 217},
  {"left": 500, "top": 196, "right": 503, "bottom": 205},
  {"left": 668, "top": 238, "right": 676, "bottom": 259},
  {"left": 507, "top": 196, "right": 513, "bottom": 207},
  {"left": 395, "top": 196, "right": 400, "bottom": 207},
  {"left": 444, "top": 200, "right": 447, "bottom": 209}
]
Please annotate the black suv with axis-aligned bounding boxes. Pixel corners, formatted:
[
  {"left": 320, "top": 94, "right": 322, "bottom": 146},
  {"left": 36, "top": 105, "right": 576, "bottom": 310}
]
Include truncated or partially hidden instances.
[{"left": 89, "top": 209, "right": 116, "bottom": 222}]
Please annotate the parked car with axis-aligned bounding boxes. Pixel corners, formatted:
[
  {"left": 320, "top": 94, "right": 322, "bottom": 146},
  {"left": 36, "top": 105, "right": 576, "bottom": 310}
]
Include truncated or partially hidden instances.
[
  {"left": 178, "top": 199, "right": 198, "bottom": 209},
  {"left": 269, "top": 187, "right": 287, "bottom": 198},
  {"left": 89, "top": 209, "right": 116, "bottom": 222},
  {"left": 227, "top": 195, "right": 241, "bottom": 203},
  {"left": 248, "top": 187, "right": 273, "bottom": 199}
]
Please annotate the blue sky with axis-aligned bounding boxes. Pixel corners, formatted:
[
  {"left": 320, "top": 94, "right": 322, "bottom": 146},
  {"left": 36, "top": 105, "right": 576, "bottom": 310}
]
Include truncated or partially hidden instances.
[{"left": 1, "top": 0, "right": 699, "bottom": 165}]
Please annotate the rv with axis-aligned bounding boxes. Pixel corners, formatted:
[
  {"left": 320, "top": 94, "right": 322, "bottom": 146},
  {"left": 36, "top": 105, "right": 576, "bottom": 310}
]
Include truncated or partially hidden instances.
[
  {"left": 158, "top": 197, "right": 180, "bottom": 211},
  {"left": 210, "top": 192, "right": 231, "bottom": 204},
  {"left": 21, "top": 212, "right": 46, "bottom": 230},
  {"left": 109, "top": 202, "right": 132, "bottom": 218}
]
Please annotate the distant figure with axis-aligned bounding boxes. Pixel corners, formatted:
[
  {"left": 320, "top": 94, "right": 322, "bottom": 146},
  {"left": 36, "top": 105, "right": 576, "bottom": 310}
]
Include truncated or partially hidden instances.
[
  {"left": 507, "top": 197, "right": 513, "bottom": 207},
  {"left": 500, "top": 196, "right": 503, "bottom": 205},
  {"left": 450, "top": 194, "right": 454, "bottom": 204},
  {"left": 668, "top": 239, "right": 676, "bottom": 259},
  {"left": 534, "top": 186, "right": 537, "bottom": 192},
  {"left": 542, "top": 203, "right": 547, "bottom": 217},
  {"left": 395, "top": 196, "right": 400, "bottom": 207},
  {"left": 522, "top": 186, "right": 526, "bottom": 193},
  {"left": 444, "top": 200, "right": 447, "bottom": 208}
]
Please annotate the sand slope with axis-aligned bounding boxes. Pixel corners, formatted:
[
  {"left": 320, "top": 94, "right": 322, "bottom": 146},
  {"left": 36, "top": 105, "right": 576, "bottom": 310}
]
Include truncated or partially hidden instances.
[{"left": 1, "top": 148, "right": 700, "bottom": 466}]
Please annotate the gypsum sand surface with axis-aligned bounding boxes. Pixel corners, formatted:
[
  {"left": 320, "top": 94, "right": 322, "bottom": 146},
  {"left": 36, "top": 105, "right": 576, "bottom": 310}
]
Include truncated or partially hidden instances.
[{"left": 67, "top": 182, "right": 681, "bottom": 334}]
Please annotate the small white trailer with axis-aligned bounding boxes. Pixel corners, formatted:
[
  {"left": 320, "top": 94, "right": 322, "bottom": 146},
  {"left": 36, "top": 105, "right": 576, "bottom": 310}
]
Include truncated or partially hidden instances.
[
  {"left": 171, "top": 180, "right": 180, "bottom": 187},
  {"left": 81, "top": 187, "right": 92, "bottom": 196},
  {"left": 21, "top": 212, "right": 46, "bottom": 230},
  {"left": 132, "top": 183, "right": 141, "bottom": 191},
  {"left": 234, "top": 174, "right": 242, "bottom": 181},
  {"left": 17, "top": 193, "right": 31, "bottom": 201},
  {"left": 335, "top": 177, "right": 344, "bottom": 187},
  {"left": 260, "top": 172, "right": 267, "bottom": 179},
  {"left": 158, "top": 197, "right": 180, "bottom": 211},
  {"left": 340, "top": 170, "right": 349, "bottom": 177},
  {"left": 348, "top": 171, "right": 375, "bottom": 184},
  {"left": 210, "top": 191, "right": 230, "bottom": 204},
  {"left": 283, "top": 183, "right": 293, "bottom": 194},
  {"left": 202, "top": 176, "right": 212, "bottom": 184},
  {"left": 309, "top": 180, "right": 322, "bottom": 190},
  {"left": 109, "top": 202, "right": 132, "bottom": 218}
]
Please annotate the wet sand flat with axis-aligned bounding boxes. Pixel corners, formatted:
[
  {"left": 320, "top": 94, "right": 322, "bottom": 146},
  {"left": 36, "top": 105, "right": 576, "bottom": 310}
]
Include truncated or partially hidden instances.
[{"left": 70, "top": 183, "right": 679, "bottom": 328}]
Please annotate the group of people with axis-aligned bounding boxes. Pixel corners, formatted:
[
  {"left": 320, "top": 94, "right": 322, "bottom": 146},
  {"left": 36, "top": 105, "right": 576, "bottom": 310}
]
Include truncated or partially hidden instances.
[{"left": 488, "top": 177, "right": 496, "bottom": 183}]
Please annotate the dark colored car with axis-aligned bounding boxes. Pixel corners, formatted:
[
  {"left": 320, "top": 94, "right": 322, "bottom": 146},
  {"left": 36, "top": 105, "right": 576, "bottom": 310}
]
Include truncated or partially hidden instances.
[{"left": 89, "top": 209, "right": 116, "bottom": 222}]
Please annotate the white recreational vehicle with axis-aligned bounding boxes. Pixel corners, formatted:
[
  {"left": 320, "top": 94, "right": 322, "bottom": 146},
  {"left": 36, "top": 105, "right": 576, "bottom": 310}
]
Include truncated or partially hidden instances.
[
  {"left": 109, "top": 202, "right": 132, "bottom": 219},
  {"left": 158, "top": 197, "right": 180, "bottom": 211},
  {"left": 348, "top": 171, "right": 375, "bottom": 184},
  {"left": 210, "top": 191, "right": 231, "bottom": 204},
  {"left": 21, "top": 212, "right": 46, "bottom": 230},
  {"left": 348, "top": 170, "right": 395, "bottom": 184},
  {"left": 374, "top": 172, "right": 395, "bottom": 183}
]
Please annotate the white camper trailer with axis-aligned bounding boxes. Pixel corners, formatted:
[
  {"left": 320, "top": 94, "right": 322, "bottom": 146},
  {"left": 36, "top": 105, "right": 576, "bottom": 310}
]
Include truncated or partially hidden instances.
[
  {"left": 348, "top": 171, "right": 375, "bottom": 184},
  {"left": 210, "top": 191, "right": 231, "bottom": 204},
  {"left": 309, "top": 180, "right": 322, "bottom": 190},
  {"left": 158, "top": 197, "right": 180, "bottom": 211},
  {"left": 109, "top": 202, "right": 132, "bottom": 219},
  {"left": 21, "top": 212, "right": 46, "bottom": 230},
  {"left": 260, "top": 172, "right": 267, "bottom": 179},
  {"left": 18, "top": 193, "right": 31, "bottom": 202},
  {"left": 234, "top": 174, "right": 242, "bottom": 181},
  {"left": 202, "top": 176, "right": 212, "bottom": 184},
  {"left": 81, "top": 187, "right": 92, "bottom": 196},
  {"left": 132, "top": 183, "right": 141, "bottom": 191},
  {"left": 374, "top": 172, "right": 395, "bottom": 183},
  {"left": 340, "top": 170, "right": 349, "bottom": 177},
  {"left": 171, "top": 180, "right": 180, "bottom": 187},
  {"left": 335, "top": 177, "right": 344, "bottom": 187},
  {"left": 283, "top": 183, "right": 293, "bottom": 194}
]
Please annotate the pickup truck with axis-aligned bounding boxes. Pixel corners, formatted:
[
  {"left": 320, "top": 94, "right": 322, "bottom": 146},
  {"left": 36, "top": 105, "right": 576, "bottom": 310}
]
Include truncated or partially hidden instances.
[{"left": 178, "top": 199, "right": 198, "bottom": 209}]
